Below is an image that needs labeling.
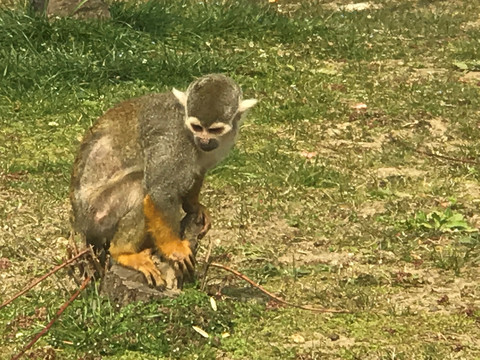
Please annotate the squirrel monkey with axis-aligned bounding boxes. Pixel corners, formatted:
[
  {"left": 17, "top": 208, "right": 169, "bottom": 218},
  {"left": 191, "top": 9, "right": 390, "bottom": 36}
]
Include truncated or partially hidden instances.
[{"left": 70, "top": 74, "right": 257, "bottom": 286}]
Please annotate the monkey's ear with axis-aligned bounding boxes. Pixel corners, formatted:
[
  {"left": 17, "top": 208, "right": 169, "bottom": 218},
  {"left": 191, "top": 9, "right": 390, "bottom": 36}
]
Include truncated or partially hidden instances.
[
  {"left": 172, "top": 88, "right": 187, "bottom": 107},
  {"left": 238, "top": 98, "right": 258, "bottom": 113}
]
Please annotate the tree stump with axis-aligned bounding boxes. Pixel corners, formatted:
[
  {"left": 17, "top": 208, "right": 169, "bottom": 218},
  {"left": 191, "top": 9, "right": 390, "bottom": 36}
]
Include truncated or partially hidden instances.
[
  {"left": 31, "top": 0, "right": 111, "bottom": 20},
  {"left": 97, "top": 212, "right": 204, "bottom": 307},
  {"left": 47, "top": 0, "right": 111, "bottom": 20}
]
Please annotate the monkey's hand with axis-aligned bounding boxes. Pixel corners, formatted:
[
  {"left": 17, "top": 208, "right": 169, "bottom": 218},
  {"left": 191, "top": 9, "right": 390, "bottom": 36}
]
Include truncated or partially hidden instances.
[
  {"left": 197, "top": 204, "right": 211, "bottom": 239},
  {"left": 157, "top": 239, "right": 195, "bottom": 277}
]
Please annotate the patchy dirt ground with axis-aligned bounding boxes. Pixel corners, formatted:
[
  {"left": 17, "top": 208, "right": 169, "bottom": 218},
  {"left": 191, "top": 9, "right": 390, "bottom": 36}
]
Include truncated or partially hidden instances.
[{"left": 1, "top": 0, "right": 480, "bottom": 358}]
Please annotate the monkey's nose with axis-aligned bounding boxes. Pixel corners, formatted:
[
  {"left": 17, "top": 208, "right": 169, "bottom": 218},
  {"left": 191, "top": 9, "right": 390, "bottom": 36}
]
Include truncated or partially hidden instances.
[{"left": 198, "top": 138, "right": 219, "bottom": 152}]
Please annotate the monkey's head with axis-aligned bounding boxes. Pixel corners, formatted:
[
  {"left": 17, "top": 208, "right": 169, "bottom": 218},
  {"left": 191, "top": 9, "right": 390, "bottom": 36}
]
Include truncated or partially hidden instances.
[{"left": 172, "top": 74, "right": 257, "bottom": 153}]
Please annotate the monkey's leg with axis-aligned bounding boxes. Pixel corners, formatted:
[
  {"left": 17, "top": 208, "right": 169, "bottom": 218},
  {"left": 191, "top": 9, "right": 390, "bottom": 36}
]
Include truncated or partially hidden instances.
[
  {"left": 143, "top": 195, "right": 195, "bottom": 276},
  {"left": 108, "top": 206, "right": 165, "bottom": 287}
]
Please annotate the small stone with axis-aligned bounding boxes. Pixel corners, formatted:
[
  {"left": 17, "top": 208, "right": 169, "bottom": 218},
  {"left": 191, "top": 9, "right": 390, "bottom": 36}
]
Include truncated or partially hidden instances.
[
  {"left": 329, "top": 333, "right": 340, "bottom": 341},
  {"left": 437, "top": 295, "right": 449, "bottom": 305},
  {"left": 0, "top": 258, "right": 11, "bottom": 270},
  {"left": 291, "top": 334, "right": 305, "bottom": 344}
]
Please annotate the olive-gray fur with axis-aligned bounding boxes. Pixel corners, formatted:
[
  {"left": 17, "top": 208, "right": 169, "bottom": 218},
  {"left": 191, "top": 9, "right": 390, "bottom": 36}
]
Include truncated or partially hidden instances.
[{"left": 70, "top": 74, "right": 255, "bottom": 256}]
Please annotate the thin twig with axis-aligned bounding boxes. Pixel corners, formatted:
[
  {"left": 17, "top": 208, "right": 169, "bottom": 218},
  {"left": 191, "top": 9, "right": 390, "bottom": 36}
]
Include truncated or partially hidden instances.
[
  {"left": 0, "top": 248, "right": 90, "bottom": 310},
  {"left": 11, "top": 276, "right": 92, "bottom": 360},
  {"left": 200, "top": 237, "right": 214, "bottom": 292},
  {"left": 414, "top": 149, "right": 480, "bottom": 166},
  {"left": 209, "top": 262, "right": 349, "bottom": 314},
  {"left": 67, "top": 233, "right": 84, "bottom": 286},
  {"left": 87, "top": 245, "right": 104, "bottom": 277},
  {"left": 69, "top": 231, "right": 79, "bottom": 255}
]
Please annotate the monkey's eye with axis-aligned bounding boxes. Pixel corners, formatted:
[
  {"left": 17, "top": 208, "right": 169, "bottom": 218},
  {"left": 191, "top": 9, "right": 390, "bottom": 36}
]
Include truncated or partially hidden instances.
[
  {"left": 208, "top": 127, "right": 225, "bottom": 135},
  {"left": 191, "top": 124, "right": 203, "bottom": 133}
]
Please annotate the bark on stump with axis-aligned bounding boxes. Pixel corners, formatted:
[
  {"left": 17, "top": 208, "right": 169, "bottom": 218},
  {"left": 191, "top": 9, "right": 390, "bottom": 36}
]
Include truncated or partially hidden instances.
[{"left": 31, "top": 0, "right": 111, "bottom": 20}]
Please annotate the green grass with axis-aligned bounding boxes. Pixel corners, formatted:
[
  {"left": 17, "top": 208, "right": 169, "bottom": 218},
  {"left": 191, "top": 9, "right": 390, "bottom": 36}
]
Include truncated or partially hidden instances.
[{"left": 1, "top": 0, "right": 480, "bottom": 358}]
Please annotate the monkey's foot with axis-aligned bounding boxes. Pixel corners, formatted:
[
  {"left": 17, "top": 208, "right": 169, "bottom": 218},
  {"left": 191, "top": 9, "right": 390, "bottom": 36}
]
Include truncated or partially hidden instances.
[
  {"left": 115, "top": 249, "right": 165, "bottom": 287},
  {"left": 158, "top": 239, "right": 195, "bottom": 277}
]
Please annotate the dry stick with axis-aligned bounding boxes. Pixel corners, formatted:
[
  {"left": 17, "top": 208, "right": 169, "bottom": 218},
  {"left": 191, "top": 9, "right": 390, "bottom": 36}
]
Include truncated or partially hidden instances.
[
  {"left": 0, "top": 248, "right": 90, "bottom": 310},
  {"left": 67, "top": 233, "right": 84, "bottom": 286},
  {"left": 414, "top": 149, "right": 480, "bottom": 166},
  {"left": 68, "top": 231, "right": 80, "bottom": 255},
  {"left": 209, "top": 262, "right": 349, "bottom": 314},
  {"left": 200, "top": 237, "right": 214, "bottom": 292},
  {"left": 87, "top": 245, "right": 104, "bottom": 277},
  {"left": 11, "top": 275, "right": 92, "bottom": 360}
]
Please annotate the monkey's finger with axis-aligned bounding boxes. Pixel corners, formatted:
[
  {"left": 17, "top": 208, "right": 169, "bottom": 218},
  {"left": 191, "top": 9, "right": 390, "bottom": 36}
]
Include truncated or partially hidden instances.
[
  {"left": 174, "top": 257, "right": 194, "bottom": 279},
  {"left": 172, "top": 261, "right": 186, "bottom": 281},
  {"left": 152, "top": 274, "right": 166, "bottom": 288},
  {"left": 184, "top": 257, "right": 195, "bottom": 278},
  {"left": 176, "top": 260, "right": 185, "bottom": 273},
  {"left": 198, "top": 217, "right": 212, "bottom": 240},
  {"left": 177, "top": 259, "right": 190, "bottom": 276},
  {"left": 153, "top": 275, "right": 166, "bottom": 289},
  {"left": 150, "top": 268, "right": 166, "bottom": 288},
  {"left": 139, "top": 268, "right": 154, "bottom": 286},
  {"left": 139, "top": 264, "right": 165, "bottom": 288},
  {"left": 189, "top": 253, "right": 196, "bottom": 266}
]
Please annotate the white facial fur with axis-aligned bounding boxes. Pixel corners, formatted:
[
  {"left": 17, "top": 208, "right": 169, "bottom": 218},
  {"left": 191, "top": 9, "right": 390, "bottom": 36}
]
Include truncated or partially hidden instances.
[
  {"left": 185, "top": 117, "right": 232, "bottom": 136},
  {"left": 171, "top": 85, "right": 257, "bottom": 171},
  {"left": 183, "top": 116, "right": 235, "bottom": 172}
]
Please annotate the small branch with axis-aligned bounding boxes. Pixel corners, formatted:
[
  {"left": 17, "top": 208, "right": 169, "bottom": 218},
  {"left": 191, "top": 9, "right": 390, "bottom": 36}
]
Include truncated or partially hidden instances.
[
  {"left": 11, "top": 276, "right": 92, "bottom": 360},
  {"left": 414, "top": 149, "right": 480, "bottom": 166},
  {"left": 209, "top": 262, "right": 349, "bottom": 314},
  {"left": 0, "top": 248, "right": 90, "bottom": 310},
  {"left": 68, "top": 231, "right": 80, "bottom": 255},
  {"left": 87, "top": 245, "right": 104, "bottom": 277},
  {"left": 200, "top": 237, "right": 214, "bottom": 292}
]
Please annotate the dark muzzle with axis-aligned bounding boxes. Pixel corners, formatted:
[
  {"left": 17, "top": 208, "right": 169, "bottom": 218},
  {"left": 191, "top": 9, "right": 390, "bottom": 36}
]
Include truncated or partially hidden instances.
[{"left": 197, "top": 137, "right": 219, "bottom": 152}]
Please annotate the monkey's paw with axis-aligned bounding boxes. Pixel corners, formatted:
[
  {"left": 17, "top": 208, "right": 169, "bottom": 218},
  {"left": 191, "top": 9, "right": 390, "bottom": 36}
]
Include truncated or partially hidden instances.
[
  {"left": 158, "top": 240, "right": 195, "bottom": 278},
  {"left": 197, "top": 204, "right": 211, "bottom": 239},
  {"left": 116, "top": 248, "right": 166, "bottom": 288}
]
